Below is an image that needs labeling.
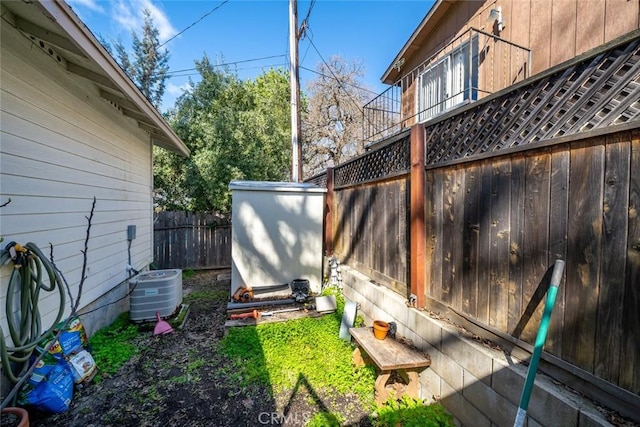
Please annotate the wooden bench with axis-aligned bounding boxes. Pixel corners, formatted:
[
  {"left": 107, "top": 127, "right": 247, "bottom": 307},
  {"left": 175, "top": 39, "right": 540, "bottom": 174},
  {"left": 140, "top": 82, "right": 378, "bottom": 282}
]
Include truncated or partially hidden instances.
[{"left": 349, "top": 327, "right": 431, "bottom": 405}]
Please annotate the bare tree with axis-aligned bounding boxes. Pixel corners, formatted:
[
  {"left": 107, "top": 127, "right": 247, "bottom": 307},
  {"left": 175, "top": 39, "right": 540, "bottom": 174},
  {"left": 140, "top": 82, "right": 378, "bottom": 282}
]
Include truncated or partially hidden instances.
[{"left": 302, "top": 56, "right": 370, "bottom": 178}]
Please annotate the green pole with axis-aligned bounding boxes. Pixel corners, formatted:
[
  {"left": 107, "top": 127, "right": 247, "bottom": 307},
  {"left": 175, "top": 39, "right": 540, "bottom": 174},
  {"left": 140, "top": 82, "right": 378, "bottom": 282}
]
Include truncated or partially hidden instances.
[{"left": 513, "top": 260, "right": 565, "bottom": 427}]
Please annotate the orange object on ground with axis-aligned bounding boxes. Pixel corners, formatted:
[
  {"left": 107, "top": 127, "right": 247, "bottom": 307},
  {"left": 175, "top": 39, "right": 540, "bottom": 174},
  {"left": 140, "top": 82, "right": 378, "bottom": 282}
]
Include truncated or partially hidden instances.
[{"left": 230, "top": 310, "right": 259, "bottom": 320}]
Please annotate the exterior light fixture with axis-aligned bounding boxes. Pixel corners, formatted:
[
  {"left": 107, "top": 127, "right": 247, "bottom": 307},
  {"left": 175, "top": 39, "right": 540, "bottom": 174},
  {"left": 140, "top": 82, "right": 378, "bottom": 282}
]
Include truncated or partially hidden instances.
[
  {"left": 393, "top": 57, "right": 405, "bottom": 72},
  {"left": 488, "top": 6, "right": 505, "bottom": 33}
]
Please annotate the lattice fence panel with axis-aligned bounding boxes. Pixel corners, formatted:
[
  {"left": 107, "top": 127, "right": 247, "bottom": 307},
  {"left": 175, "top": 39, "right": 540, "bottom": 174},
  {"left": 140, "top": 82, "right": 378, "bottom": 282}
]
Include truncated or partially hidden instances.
[
  {"left": 305, "top": 173, "right": 327, "bottom": 187},
  {"left": 334, "top": 135, "right": 411, "bottom": 188},
  {"left": 425, "top": 35, "right": 640, "bottom": 165}
]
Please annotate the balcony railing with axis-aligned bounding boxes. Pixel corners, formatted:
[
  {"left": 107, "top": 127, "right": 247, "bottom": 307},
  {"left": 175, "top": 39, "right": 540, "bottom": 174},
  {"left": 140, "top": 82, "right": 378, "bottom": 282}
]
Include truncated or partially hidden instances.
[{"left": 363, "top": 27, "right": 531, "bottom": 144}]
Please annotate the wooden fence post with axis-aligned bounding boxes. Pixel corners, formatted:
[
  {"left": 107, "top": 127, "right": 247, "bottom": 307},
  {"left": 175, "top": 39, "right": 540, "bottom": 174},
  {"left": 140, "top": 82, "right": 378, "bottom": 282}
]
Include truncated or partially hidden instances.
[
  {"left": 325, "top": 167, "right": 334, "bottom": 256},
  {"left": 410, "top": 124, "right": 426, "bottom": 307}
]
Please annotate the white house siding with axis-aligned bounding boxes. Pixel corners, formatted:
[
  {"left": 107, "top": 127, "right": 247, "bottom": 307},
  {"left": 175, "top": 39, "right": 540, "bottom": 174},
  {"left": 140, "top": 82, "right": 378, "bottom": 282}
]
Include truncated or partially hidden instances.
[{"left": 0, "top": 22, "right": 154, "bottom": 344}]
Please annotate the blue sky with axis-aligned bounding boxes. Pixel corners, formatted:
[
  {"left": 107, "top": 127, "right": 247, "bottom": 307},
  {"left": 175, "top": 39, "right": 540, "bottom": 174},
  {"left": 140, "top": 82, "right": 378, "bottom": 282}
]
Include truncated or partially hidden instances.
[{"left": 67, "top": 0, "right": 434, "bottom": 112}]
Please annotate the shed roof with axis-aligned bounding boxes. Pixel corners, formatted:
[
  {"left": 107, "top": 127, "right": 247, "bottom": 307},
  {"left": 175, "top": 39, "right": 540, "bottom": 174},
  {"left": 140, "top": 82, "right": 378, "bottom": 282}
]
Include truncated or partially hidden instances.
[{"left": 0, "top": 0, "right": 190, "bottom": 157}]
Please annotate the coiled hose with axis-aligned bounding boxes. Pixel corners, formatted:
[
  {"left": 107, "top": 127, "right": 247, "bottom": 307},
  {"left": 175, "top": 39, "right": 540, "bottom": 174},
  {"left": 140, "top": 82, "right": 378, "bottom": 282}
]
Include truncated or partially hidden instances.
[{"left": 0, "top": 243, "right": 66, "bottom": 383}]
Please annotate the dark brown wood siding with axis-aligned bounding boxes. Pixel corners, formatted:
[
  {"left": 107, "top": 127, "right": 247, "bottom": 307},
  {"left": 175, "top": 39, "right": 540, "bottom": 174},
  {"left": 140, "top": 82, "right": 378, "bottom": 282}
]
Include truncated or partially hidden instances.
[{"left": 398, "top": 0, "right": 640, "bottom": 117}]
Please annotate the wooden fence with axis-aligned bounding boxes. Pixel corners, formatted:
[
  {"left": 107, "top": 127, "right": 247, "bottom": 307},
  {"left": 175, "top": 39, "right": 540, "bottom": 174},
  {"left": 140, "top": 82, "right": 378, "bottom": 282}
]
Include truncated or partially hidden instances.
[
  {"left": 317, "top": 32, "right": 640, "bottom": 419},
  {"left": 425, "top": 131, "right": 639, "bottom": 386},
  {"left": 330, "top": 133, "right": 412, "bottom": 296},
  {"left": 153, "top": 211, "right": 231, "bottom": 270}
]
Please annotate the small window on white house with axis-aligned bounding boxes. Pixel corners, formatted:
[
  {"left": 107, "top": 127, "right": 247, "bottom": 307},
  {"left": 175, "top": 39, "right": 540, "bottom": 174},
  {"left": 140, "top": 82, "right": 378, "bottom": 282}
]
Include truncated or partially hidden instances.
[{"left": 417, "top": 37, "right": 479, "bottom": 122}]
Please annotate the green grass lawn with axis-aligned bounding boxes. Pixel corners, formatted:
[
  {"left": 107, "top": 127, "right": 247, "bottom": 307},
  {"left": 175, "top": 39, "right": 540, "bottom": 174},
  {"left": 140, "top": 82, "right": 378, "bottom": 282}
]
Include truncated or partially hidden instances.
[
  {"left": 89, "top": 288, "right": 454, "bottom": 426},
  {"left": 220, "top": 290, "right": 454, "bottom": 427}
]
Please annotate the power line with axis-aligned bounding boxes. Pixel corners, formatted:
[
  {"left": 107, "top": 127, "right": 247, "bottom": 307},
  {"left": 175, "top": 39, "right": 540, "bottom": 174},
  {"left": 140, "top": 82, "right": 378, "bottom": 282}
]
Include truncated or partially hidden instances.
[
  {"left": 167, "top": 63, "right": 287, "bottom": 79},
  {"left": 299, "top": 28, "right": 313, "bottom": 66},
  {"left": 299, "top": 65, "right": 379, "bottom": 96},
  {"left": 159, "top": 0, "right": 229, "bottom": 48},
  {"left": 298, "top": 0, "right": 316, "bottom": 39},
  {"left": 165, "top": 54, "right": 287, "bottom": 76},
  {"left": 307, "top": 37, "right": 365, "bottom": 114}
]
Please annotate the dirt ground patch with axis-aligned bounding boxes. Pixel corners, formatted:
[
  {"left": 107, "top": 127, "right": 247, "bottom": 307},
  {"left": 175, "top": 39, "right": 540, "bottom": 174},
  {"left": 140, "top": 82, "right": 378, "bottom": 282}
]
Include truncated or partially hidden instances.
[{"left": 28, "top": 269, "right": 373, "bottom": 427}]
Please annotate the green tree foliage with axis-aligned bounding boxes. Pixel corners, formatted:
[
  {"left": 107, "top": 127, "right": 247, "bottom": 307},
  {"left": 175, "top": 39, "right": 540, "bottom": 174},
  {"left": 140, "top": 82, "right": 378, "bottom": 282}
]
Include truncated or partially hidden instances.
[
  {"left": 110, "top": 9, "right": 169, "bottom": 108},
  {"left": 155, "top": 58, "right": 292, "bottom": 213}
]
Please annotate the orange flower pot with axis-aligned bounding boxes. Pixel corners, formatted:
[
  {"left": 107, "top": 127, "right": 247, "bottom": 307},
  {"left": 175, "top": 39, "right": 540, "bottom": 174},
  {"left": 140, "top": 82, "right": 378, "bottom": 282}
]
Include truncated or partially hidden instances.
[{"left": 372, "top": 320, "right": 389, "bottom": 340}]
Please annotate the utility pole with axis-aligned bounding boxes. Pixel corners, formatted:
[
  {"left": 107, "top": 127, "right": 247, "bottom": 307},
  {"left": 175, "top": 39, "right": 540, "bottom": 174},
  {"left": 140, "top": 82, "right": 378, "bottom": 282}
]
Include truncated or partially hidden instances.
[{"left": 289, "top": 0, "right": 302, "bottom": 182}]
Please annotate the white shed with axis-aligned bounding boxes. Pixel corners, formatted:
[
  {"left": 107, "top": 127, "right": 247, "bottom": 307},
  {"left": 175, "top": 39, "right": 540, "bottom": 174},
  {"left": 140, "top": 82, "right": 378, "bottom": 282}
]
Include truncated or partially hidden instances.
[
  {"left": 0, "top": 0, "right": 189, "bottom": 350},
  {"left": 229, "top": 181, "right": 327, "bottom": 298}
]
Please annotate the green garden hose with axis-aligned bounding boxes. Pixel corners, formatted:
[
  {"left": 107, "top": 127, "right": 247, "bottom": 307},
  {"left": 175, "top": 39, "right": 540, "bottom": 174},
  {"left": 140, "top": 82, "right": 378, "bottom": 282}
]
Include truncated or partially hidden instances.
[
  {"left": 0, "top": 243, "right": 66, "bottom": 383},
  {"left": 513, "top": 260, "right": 565, "bottom": 427}
]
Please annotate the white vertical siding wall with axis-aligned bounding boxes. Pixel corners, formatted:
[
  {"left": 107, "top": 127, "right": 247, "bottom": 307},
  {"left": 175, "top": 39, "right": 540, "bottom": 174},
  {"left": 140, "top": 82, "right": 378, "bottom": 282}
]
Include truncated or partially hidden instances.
[{"left": 0, "top": 23, "right": 154, "bottom": 342}]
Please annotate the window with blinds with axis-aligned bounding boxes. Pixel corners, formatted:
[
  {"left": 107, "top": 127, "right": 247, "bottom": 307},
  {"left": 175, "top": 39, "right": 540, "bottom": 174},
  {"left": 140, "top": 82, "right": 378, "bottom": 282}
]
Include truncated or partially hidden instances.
[{"left": 417, "top": 37, "right": 479, "bottom": 122}]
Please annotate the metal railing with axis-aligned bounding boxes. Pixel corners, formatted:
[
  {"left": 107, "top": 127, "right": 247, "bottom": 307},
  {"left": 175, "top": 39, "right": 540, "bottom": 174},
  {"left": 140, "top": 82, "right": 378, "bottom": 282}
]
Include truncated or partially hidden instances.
[{"left": 363, "top": 27, "right": 531, "bottom": 144}]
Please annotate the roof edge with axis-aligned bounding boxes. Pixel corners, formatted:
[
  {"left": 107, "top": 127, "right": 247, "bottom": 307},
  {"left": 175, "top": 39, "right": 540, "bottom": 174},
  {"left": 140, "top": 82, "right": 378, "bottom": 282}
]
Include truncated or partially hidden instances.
[
  {"left": 381, "top": 0, "right": 451, "bottom": 84},
  {"left": 35, "top": 0, "right": 190, "bottom": 157}
]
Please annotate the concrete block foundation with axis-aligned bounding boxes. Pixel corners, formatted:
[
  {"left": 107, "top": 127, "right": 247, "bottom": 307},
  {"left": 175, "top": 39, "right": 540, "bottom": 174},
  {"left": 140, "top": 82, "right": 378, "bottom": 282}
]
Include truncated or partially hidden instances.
[{"left": 338, "top": 263, "right": 614, "bottom": 427}]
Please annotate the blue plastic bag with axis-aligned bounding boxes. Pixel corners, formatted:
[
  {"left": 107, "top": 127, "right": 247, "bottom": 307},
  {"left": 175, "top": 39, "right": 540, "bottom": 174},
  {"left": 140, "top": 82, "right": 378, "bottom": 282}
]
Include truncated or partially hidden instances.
[{"left": 19, "top": 357, "right": 74, "bottom": 413}]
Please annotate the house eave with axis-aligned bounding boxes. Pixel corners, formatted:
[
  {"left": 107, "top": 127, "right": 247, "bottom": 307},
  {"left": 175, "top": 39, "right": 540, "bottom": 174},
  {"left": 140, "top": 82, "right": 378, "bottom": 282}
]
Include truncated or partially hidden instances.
[
  {"left": 381, "top": 0, "right": 457, "bottom": 85},
  {"left": 3, "top": 0, "right": 190, "bottom": 157}
]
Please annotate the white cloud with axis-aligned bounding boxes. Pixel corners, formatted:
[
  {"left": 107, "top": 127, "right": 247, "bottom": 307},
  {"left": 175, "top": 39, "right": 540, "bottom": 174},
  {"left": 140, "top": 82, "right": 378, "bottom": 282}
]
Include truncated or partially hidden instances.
[
  {"left": 143, "top": 0, "right": 177, "bottom": 43},
  {"left": 112, "top": 0, "right": 177, "bottom": 43},
  {"left": 67, "top": 0, "right": 105, "bottom": 13},
  {"left": 113, "top": 0, "right": 139, "bottom": 32},
  {"left": 166, "top": 82, "right": 192, "bottom": 96}
]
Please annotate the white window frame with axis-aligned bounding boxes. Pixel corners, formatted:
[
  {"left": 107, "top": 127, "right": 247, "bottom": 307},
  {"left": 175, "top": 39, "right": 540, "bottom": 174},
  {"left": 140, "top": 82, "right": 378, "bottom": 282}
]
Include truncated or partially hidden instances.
[{"left": 417, "top": 38, "right": 478, "bottom": 122}]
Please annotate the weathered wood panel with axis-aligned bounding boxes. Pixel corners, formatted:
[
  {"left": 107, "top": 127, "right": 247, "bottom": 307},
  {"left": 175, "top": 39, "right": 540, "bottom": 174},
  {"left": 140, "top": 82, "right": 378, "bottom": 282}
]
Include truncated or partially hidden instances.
[
  {"left": 520, "top": 154, "right": 551, "bottom": 344},
  {"left": 373, "top": 185, "right": 382, "bottom": 271},
  {"left": 422, "top": 133, "right": 639, "bottom": 394},
  {"left": 442, "top": 169, "right": 456, "bottom": 306},
  {"left": 547, "top": 146, "right": 570, "bottom": 357},
  {"left": 595, "top": 136, "right": 630, "bottom": 383},
  {"left": 332, "top": 179, "right": 409, "bottom": 291},
  {"left": 354, "top": 187, "right": 364, "bottom": 265},
  {"left": 462, "top": 164, "right": 480, "bottom": 318},
  {"left": 426, "top": 170, "right": 441, "bottom": 300},
  {"left": 620, "top": 133, "right": 640, "bottom": 392},
  {"left": 508, "top": 157, "right": 526, "bottom": 335},
  {"left": 489, "top": 159, "right": 511, "bottom": 331},
  {"left": 563, "top": 144, "right": 604, "bottom": 373},
  {"left": 434, "top": 168, "right": 445, "bottom": 301},
  {"left": 452, "top": 167, "right": 465, "bottom": 311},
  {"left": 153, "top": 212, "right": 231, "bottom": 270},
  {"left": 477, "top": 162, "right": 493, "bottom": 324}
]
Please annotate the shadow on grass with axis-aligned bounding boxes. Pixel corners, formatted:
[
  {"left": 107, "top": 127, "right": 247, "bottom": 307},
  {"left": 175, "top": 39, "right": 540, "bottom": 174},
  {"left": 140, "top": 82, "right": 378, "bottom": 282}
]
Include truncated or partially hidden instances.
[
  {"left": 220, "top": 300, "right": 376, "bottom": 423},
  {"left": 220, "top": 299, "right": 454, "bottom": 426}
]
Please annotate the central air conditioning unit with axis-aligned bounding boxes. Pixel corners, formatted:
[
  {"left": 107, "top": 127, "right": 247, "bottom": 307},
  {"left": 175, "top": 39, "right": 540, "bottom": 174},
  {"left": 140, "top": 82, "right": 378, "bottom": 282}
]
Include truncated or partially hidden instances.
[{"left": 129, "top": 269, "right": 182, "bottom": 322}]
